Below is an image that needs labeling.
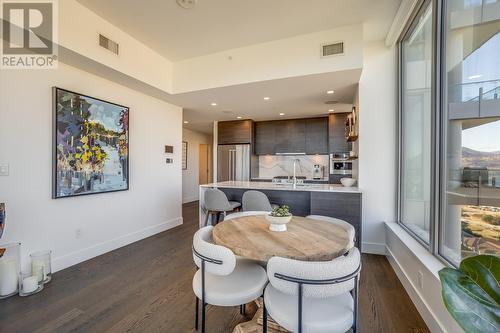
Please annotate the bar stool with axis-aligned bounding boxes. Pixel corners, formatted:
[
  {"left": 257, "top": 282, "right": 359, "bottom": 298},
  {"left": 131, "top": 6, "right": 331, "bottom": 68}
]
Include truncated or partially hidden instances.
[{"left": 203, "top": 188, "right": 241, "bottom": 226}]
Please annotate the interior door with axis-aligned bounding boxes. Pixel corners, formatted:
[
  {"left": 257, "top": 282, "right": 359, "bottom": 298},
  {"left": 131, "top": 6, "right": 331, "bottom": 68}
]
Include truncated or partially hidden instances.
[{"left": 199, "top": 144, "right": 212, "bottom": 185}]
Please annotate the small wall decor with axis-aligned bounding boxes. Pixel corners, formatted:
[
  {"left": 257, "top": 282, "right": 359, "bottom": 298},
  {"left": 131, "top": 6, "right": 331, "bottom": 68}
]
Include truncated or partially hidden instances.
[
  {"left": 165, "top": 145, "right": 174, "bottom": 154},
  {"left": 53, "top": 88, "right": 129, "bottom": 198},
  {"left": 182, "top": 141, "right": 188, "bottom": 170},
  {"left": 0, "top": 203, "right": 5, "bottom": 240}
]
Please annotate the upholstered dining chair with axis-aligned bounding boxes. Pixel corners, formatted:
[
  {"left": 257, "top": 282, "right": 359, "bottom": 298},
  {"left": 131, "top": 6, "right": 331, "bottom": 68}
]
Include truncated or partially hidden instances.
[
  {"left": 306, "top": 215, "right": 356, "bottom": 249},
  {"left": 223, "top": 211, "right": 269, "bottom": 220},
  {"left": 263, "top": 247, "right": 361, "bottom": 333},
  {"left": 203, "top": 188, "right": 241, "bottom": 226},
  {"left": 192, "top": 226, "right": 268, "bottom": 333},
  {"left": 242, "top": 190, "right": 274, "bottom": 211}
]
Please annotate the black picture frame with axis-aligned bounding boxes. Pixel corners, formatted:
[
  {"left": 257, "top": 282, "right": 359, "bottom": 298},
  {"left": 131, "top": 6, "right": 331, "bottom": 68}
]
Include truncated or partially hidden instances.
[{"left": 52, "top": 87, "right": 130, "bottom": 199}]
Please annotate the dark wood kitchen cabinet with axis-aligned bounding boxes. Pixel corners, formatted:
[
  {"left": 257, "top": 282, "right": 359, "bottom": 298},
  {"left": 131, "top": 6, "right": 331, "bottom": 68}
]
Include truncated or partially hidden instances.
[
  {"left": 305, "top": 117, "right": 328, "bottom": 154},
  {"left": 329, "top": 113, "right": 351, "bottom": 153},
  {"left": 218, "top": 120, "right": 253, "bottom": 144},
  {"left": 275, "top": 119, "right": 306, "bottom": 154},
  {"left": 254, "top": 121, "right": 275, "bottom": 154}
]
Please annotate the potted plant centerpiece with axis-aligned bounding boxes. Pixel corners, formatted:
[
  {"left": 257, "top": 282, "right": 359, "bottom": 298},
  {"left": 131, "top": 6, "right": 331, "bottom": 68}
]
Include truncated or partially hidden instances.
[{"left": 266, "top": 205, "right": 292, "bottom": 232}]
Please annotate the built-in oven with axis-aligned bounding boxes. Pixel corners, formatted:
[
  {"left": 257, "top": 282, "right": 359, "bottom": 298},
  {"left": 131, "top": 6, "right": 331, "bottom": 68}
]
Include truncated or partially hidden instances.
[{"left": 329, "top": 153, "right": 352, "bottom": 175}]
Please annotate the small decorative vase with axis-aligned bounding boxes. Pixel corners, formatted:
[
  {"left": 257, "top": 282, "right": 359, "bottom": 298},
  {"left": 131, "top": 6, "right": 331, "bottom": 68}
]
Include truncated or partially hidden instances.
[
  {"left": 30, "top": 250, "right": 52, "bottom": 284},
  {"left": 265, "top": 214, "right": 292, "bottom": 232}
]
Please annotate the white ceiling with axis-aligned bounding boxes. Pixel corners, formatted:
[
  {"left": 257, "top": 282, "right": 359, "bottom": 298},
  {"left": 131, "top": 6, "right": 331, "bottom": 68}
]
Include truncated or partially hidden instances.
[
  {"left": 78, "top": 0, "right": 401, "bottom": 61},
  {"left": 172, "top": 69, "right": 362, "bottom": 133}
]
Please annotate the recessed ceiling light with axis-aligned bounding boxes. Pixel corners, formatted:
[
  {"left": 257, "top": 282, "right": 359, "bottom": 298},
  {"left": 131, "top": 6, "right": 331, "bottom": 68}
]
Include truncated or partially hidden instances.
[
  {"left": 183, "top": 120, "right": 189, "bottom": 124},
  {"left": 263, "top": 97, "right": 270, "bottom": 100},
  {"left": 236, "top": 116, "right": 242, "bottom": 119},
  {"left": 211, "top": 102, "right": 217, "bottom": 106},
  {"left": 279, "top": 113, "right": 285, "bottom": 116},
  {"left": 328, "top": 109, "right": 334, "bottom": 112},
  {"left": 327, "top": 90, "right": 335, "bottom": 94}
]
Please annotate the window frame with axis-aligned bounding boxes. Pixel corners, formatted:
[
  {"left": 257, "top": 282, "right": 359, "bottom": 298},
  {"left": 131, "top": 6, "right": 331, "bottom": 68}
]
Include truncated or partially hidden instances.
[
  {"left": 397, "top": 0, "right": 439, "bottom": 251},
  {"left": 396, "top": 0, "right": 500, "bottom": 267}
]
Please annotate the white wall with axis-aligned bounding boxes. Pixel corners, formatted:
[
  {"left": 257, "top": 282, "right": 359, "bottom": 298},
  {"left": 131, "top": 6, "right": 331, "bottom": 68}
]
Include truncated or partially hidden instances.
[
  {"left": 173, "top": 24, "right": 363, "bottom": 93},
  {"left": 386, "top": 223, "right": 464, "bottom": 333},
  {"left": 182, "top": 129, "right": 212, "bottom": 203},
  {"left": 358, "top": 41, "right": 397, "bottom": 254},
  {"left": 58, "top": 0, "right": 173, "bottom": 93},
  {"left": 0, "top": 63, "right": 183, "bottom": 272}
]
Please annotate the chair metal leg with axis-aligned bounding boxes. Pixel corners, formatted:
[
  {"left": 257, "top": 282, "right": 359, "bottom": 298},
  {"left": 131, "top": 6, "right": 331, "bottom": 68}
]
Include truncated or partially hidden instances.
[
  {"left": 298, "top": 283, "right": 303, "bottom": 333},
  {"left": 353, "top": 275, "right": 359, "bottom": 333},
  {"left": 195, "top": 297, "right": 199, "bottom": 330},
  {"left": 201, "top": 260, "right": 206, "bottom": 333},
  {"left": 263, "top": 295, "right": 268, "bottom": 333},
  {"left": 239, "top": 304, "right": 245, "bottom": 316}
]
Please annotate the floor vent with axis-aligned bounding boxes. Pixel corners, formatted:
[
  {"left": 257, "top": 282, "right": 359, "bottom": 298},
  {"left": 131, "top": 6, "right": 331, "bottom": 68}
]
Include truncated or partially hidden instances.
[
  {"left": 321, "top": 42, "right": 344, "bottom": 57},
  {"left": 99, "top": 34, "right": 119, "bottom": 55}
]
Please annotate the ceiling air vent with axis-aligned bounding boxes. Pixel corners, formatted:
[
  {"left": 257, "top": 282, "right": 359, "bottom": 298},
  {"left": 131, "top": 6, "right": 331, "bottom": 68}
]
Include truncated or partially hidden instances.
[
  {"left": 321, "top": 42, "right": 344, "bottom": 57},
  {"left": 99, "top": 34, "right": 119, "bottom": 55}
]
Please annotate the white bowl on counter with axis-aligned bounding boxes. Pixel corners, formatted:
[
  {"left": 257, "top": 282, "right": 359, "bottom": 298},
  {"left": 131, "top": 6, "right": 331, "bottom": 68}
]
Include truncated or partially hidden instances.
[
  {"left": 340, "top": 177, "right": 356, "bottom": 187},
  {"left": 265, "top": 214, "right": 292, "bottom": 232}
]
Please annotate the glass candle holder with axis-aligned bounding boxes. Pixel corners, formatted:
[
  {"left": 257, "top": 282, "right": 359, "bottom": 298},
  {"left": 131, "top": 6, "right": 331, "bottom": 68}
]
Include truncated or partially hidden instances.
[
  {"left": 0, "top": 242, "right": 21, "bottom": 299},
  {"left": 30, "top": 250, "right": 52, "bottom": 284},
  {"left": 18, "top": 272, "right": 43, "bottom": 297}
]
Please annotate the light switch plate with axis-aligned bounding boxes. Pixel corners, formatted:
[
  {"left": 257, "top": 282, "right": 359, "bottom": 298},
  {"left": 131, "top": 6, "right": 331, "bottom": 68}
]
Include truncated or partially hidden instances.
[{"left": 0, "top": 163, "right": 9, "bottom": 176}]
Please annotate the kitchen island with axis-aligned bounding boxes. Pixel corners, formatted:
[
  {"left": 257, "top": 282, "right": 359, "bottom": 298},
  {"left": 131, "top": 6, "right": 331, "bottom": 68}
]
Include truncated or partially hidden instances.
[{"left": 199, "top": 181, "right": 362, "bottom": 248}]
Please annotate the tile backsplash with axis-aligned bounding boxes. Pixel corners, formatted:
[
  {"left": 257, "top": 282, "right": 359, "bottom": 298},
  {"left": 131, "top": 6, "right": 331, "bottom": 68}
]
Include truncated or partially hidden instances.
[{"left": 258, "top": 155, "right": 329, "bottom": 180}]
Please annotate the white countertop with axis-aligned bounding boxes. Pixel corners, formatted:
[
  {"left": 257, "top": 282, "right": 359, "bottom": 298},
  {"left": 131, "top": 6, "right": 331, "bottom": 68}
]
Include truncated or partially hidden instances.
[{"left": 200, "top": 181, "right": 361, "bottom": 193}]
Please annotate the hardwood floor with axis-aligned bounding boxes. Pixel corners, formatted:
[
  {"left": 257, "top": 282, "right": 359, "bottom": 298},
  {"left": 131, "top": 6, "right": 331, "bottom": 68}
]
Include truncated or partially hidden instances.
[{"left": 0, "top": 202, "right": 430, "bottom": 333}]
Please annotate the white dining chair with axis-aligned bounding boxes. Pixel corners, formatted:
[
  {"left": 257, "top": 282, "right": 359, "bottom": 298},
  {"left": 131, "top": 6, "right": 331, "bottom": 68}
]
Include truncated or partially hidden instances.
[
  {"left": 306, "top": 215, "right": 355, "bottom": 249},
  {"left": 192, "top": 226, "right": 268, "bottom": 333},
  {"left": 224, "top": 211, "right": 269, "bottom": 221},
  {"left": 263, "top": 247, "right": 361, "bottom": 333}
]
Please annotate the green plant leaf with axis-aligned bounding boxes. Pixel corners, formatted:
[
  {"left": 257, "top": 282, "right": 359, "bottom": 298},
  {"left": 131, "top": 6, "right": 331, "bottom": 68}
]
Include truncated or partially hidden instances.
[
  {"left": 439, "top": 255, "right": 500, "bottom": 333},
  {"left": 460, "top": 255, "right": 500, "bottom": 305}
]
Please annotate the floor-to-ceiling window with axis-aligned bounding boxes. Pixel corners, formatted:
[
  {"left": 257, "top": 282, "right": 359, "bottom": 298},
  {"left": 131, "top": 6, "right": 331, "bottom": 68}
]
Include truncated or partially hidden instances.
[
  {"left": 398, "top": 0, "right": 500, "bottom": 264},
  {"left": 440, "top": 0, "right": 500, "bottom": 265},
  {"left": 399, "top": 1, "right": 433, "bottom": 245}
]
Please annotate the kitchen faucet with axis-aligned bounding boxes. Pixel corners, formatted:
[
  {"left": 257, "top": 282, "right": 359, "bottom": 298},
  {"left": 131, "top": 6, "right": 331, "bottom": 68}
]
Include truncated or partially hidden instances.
[{"left": 292, "top": 158, "right": 301, "bottom": 188}]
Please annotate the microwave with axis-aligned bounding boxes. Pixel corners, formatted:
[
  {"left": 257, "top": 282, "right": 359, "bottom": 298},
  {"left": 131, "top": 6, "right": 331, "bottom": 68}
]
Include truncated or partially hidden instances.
[{"left": 330, "top": 153, "right": 352, "bottom": 175}]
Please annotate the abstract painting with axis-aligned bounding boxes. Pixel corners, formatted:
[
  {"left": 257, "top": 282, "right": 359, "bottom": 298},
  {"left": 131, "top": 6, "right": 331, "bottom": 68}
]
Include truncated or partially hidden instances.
[{"left": 53, "top": 88, "right": 129, "bottom": 198}]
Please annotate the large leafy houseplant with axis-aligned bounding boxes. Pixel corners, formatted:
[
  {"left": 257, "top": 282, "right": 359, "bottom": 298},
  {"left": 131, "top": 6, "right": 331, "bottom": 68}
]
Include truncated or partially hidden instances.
[{"left": 439, "top": 255, "right": 500, "bottom": 333}]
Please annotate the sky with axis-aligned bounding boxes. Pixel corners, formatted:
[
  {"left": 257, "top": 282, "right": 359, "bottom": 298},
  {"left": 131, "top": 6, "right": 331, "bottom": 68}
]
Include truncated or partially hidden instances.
[
  {"left": 463, "top": 119, "right": 500, "bottom": 152},
  {"left": 460, "top": 30, "right": 499, "bottom": 152}
]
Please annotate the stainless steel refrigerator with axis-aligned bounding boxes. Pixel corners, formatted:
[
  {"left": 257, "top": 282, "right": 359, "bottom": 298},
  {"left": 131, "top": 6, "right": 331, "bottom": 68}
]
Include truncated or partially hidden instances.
[{"left": 217, "top": 144, "right": 250, "bottom": 182}]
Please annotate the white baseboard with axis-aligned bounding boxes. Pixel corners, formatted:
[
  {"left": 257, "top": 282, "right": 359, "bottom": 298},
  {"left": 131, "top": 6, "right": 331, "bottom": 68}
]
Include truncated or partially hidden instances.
[
  {"left": 386, "top": 246, "right": 444, "bottom": 333},
  {"left": 182, "top": 195, "right": 198, "bottom": 204},
  {"left": 52, "top": 217, "right": 183, "bottom": 272},
  {"left": 362, "top": 242, "right": 387, "bottom": 255}
]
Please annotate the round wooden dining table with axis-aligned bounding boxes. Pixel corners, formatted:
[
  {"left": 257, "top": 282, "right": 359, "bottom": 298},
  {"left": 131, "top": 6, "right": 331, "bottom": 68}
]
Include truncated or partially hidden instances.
[{"left": 212, "top": 215, "right": 351, "bottom": 263}]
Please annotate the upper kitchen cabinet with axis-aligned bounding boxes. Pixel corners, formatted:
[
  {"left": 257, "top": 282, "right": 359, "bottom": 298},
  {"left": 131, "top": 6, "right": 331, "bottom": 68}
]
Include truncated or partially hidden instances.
[
  {"left": 275, "top": 119, "right": 306, "bottom": 154},
  {"left": 329, "top": 113, "right": 352, "bottom": 153},
  {"left": 254, "top": 121, "right": 275, "bottom": 154},
  {"left": 255, "top": 119, "right": 307, "bottom": 155},
  {"left": 218, "top": 119, "right": 253, "bottom": 144},
  {"left": 305, "top": 117, "right": 328, "bottom": 154}
]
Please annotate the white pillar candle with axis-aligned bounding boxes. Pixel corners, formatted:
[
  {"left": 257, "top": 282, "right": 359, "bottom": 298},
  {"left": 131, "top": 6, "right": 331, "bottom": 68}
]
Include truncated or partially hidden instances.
[
  {"left": 31, "top": 260, "right": 48, "bottom": 282},
  {"left": 32, "top": 263, "right": 44, "bottom": 283},
  {"left": 0, "top": 257, "right": 19, "bottom": 296},
  {"left": 22, "top": 276, "right": 38, "bottom": 294}
]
